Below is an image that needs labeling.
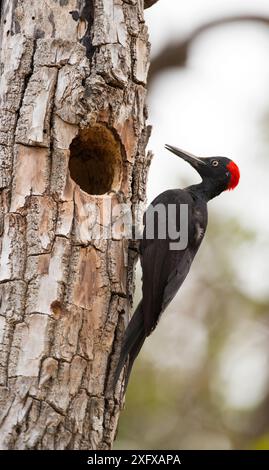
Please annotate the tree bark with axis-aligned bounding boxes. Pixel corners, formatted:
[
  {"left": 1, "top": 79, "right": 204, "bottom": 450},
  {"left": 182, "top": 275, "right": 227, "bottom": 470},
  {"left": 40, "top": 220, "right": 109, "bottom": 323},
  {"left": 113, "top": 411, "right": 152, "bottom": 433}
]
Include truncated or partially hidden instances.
[
  {"left": 144, "top": 0, "right": 159, "bottom": 9},
  {"left": 0, "top": 0, "right": 151, "bottom": 450}
]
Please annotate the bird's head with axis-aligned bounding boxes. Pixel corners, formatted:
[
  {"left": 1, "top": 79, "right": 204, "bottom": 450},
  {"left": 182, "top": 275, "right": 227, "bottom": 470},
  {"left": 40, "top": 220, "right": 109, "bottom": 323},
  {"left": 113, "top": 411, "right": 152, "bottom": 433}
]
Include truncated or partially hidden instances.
[{"left": 165, "top": 145, "right": 240, "bottom": 198}]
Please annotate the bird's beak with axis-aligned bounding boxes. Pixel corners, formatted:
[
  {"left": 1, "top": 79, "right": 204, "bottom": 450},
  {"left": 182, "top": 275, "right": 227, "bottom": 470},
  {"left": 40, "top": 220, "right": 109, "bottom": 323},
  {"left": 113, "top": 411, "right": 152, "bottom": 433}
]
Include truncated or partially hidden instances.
[{"left": 165, "top": 145, "right": 206, "bottom": 173}]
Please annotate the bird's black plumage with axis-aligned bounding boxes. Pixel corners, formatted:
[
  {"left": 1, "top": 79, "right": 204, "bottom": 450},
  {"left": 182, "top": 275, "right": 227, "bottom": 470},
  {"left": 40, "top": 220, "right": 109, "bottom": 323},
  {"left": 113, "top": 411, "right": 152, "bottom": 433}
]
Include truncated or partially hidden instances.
[{"left": 114, "top": 145, "right": 240, "bottom": 391}]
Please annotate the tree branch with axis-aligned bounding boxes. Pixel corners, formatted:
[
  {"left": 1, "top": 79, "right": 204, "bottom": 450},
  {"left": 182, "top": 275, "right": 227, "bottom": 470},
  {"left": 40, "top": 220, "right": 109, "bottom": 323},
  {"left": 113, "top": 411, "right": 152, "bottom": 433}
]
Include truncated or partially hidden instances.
[
  {"left": 144, "top": 0, "right": 160, "bottom": 9},
  {"left": 149, "top": 15, "right": 269, "bottom": 82}
]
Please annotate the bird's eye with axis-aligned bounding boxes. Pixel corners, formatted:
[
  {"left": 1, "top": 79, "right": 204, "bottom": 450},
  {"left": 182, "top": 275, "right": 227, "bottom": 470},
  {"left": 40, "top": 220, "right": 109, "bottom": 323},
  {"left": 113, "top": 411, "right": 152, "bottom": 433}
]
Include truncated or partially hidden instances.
[{"left": 211, "top": 160, "right": 219, "bottom": 167}]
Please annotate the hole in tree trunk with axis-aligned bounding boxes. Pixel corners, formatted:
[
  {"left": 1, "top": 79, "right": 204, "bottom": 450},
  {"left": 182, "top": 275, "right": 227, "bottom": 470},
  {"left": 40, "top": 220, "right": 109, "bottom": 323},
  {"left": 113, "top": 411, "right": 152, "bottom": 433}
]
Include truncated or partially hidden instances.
[{"left": 69, "top": 124, "right": 122, "bottom": 195}]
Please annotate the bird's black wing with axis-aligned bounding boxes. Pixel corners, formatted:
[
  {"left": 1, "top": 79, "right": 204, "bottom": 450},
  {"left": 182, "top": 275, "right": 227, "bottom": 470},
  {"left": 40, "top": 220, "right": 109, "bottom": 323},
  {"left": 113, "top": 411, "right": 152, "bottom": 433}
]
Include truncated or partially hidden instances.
[
  {"left": 140, "top": 189, "right": 203, "bottom": 336},
  {"left": 141, "top": 239, "right": 193, "bottom": 335},
  {"left": 113, "top": 189, "right": 207, "bottom": 390}
]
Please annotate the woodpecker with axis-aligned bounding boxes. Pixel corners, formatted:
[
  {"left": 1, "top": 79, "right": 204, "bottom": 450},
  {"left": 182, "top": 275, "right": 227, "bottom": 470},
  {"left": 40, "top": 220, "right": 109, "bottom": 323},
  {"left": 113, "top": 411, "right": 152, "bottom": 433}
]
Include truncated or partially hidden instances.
[{"left": 114, "top": 145, "right": 240, "bottom": 391}]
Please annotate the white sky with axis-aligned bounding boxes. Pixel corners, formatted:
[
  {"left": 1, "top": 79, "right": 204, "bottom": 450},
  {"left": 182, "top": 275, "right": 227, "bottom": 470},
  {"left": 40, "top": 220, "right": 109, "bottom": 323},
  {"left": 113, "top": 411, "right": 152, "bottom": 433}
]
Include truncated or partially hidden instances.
[
  {"left": 145, "top": 0, "right": 269, "bottom": 300},
  {"left": 146, "top": 0, "right": 269, "bottom": 54}
]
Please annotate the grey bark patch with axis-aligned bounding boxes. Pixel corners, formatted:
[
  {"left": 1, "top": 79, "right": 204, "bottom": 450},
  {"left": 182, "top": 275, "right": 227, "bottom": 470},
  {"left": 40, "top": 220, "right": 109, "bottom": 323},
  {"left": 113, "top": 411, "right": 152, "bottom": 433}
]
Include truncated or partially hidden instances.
[
  {"left": 69, "top": 10, "right": 80, "bottom": 21},
  {"left": 34, "top": 27, "right": 45, "bottom": 38},
  {"left": 48, "top": 11, "right": 56, "bottom": 37},
  {"left": 14, "top": 19, "right": 21, "bottom": 34}
]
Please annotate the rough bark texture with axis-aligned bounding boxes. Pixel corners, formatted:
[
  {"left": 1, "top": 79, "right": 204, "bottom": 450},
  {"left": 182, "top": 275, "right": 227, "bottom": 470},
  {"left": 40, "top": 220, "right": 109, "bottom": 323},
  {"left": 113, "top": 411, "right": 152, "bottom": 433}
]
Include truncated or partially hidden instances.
[{"left": 0, "top": 0, "right": 151, "bottom": 450}]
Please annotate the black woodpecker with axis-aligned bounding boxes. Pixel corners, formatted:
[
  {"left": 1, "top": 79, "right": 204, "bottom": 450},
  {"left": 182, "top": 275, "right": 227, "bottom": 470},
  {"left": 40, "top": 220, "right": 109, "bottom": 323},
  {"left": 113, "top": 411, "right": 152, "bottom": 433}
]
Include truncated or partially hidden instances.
[{"left": 114, "top": 145, "right": 240, "bottom": 391}]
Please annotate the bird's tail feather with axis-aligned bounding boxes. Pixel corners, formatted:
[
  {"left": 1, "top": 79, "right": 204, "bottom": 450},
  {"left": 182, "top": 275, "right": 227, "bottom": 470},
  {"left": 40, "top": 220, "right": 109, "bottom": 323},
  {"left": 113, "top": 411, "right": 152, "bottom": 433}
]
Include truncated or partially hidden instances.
[{"left": 113, "top": 301, "right": 145, "bottom": 392}]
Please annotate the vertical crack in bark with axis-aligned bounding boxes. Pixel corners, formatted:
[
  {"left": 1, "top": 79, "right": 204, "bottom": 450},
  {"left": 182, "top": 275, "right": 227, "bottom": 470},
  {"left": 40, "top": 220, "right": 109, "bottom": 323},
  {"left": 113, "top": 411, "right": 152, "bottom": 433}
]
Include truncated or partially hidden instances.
[
  {"left": 70, "top": 0, "right": 95, "bottom": 59},
  {"left": 80, "top": 0, "right": 95, "bottom": 59}
]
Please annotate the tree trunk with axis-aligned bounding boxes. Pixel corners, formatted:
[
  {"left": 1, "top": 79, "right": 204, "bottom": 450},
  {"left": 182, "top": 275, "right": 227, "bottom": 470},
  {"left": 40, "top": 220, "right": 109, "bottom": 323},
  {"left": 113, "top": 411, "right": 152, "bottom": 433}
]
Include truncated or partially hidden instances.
[{"left": 0, "top": 0, "right": 151, "bottom": 450}]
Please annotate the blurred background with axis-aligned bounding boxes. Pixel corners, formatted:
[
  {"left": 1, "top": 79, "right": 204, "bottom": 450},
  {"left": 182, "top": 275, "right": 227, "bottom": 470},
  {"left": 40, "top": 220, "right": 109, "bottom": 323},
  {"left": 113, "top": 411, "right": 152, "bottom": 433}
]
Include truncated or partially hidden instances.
[{"left": 115, "top": 0, "right": 269, "bottom": 450}]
